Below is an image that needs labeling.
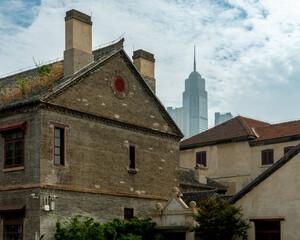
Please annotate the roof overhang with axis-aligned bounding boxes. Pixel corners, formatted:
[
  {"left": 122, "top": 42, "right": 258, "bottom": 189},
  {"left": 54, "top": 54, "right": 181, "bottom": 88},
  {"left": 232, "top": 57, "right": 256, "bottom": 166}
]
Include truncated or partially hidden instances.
[
  {"left": 0, "top": 204, "right": 25, "bottom": 214},
  {"left": 0, "top": 121, "right": 26, "bottom": 133}
]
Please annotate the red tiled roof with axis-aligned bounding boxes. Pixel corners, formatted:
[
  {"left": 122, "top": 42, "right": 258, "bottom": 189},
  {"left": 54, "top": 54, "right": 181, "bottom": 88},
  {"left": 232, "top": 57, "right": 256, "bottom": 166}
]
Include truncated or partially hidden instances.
[
  {"left": 181, "top": 116, "right": 300, "bottom": 148},
  {"left": 251, "top": 120, "right": 300, "bottom": 142},
  {"left": 181, "top": 116, "right": 270, "bottom": 148}
]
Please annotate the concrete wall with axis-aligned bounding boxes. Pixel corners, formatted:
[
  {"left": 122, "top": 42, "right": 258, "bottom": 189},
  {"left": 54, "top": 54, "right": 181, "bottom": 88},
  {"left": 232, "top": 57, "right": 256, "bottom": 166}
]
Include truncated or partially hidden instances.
[
  {"left": 235, "top": 153, "right": 300, "bottom": 240},
  {"left": 180, "top": 140, "right": 300, "bottom": 194}
]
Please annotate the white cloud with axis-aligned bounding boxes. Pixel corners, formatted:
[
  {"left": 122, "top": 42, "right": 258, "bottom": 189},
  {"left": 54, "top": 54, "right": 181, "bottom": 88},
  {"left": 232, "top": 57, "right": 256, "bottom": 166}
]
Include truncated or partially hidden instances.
[{"left": 0, "top": 0, "right": 300, "bottom": 128}]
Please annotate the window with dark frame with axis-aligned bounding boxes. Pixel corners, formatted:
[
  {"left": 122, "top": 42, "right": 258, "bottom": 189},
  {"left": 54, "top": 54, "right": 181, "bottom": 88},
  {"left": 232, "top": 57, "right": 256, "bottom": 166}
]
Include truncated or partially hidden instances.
[
  {"left": 252, "top": 219, "right": 282, "bottom": 240},
  {"left": 124, "top": 208, "right": 134, "bottom": 221},
  {"left": 196, "top": 151, "right": 207, "bottom": 167},
  {"left": 54, "top": 127, "right": 64, "bottom": 165},
  {"left": 261, "top": 149, "right": 274, "bottom": 165},
  {"left": 284, "top": 146, "right": 294, "bottom": 155},
  {"left": 3, "top": 129, "right": 24, "bottom": 169},
  {"left": 129, "top": 145, "right": 135, "bottom": 169},
  {"left": 3, "top": 213, "right": 23, "bottom": 240}
]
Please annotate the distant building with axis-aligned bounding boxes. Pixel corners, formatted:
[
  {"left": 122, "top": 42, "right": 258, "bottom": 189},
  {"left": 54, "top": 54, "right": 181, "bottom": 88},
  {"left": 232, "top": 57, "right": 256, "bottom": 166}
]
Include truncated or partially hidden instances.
[
  {"left": 167, "top": 47, "right": 208, "bottom": 139},
  {"left": 215, "top": 112, "right": 233, "bottom": 126}
]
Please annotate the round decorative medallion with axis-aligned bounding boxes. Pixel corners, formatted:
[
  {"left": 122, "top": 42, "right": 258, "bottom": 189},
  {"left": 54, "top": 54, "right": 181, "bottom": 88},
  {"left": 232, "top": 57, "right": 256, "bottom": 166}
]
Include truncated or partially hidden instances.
[
  {"left": 110, "top": 74, "right": 128, "bottom": 99},
  {"left": 114, "top": 77, "right": 125, "bottom": 93}
]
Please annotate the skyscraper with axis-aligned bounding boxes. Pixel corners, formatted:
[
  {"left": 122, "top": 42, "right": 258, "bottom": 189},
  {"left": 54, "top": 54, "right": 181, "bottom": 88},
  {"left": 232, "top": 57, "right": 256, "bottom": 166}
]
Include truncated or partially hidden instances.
[
  {"left": 215, "top": 112, "right": 233, "bottom": 126},
  {"left": 167, "top": 47, "right": 208, "bottom": 139}
]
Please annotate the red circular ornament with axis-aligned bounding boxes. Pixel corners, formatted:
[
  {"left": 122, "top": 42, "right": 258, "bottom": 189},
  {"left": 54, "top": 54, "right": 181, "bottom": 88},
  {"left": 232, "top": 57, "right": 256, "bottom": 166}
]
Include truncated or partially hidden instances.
[{"left": 114, "top": 77, "right": 125, "bottom": 94}]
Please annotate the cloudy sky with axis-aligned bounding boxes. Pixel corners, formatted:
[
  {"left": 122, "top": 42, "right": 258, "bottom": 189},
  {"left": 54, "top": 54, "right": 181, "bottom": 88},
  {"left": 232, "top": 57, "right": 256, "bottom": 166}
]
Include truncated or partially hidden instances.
[{"left": 0, "top": 0, "right": 300, "bottom": 127}]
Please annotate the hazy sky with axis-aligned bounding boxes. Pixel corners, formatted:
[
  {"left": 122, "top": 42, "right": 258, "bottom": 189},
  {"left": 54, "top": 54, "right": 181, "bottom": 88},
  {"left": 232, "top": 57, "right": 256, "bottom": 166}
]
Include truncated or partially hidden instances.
[{"left": 0, "top": 0, "right": 300, "bottom": 127}]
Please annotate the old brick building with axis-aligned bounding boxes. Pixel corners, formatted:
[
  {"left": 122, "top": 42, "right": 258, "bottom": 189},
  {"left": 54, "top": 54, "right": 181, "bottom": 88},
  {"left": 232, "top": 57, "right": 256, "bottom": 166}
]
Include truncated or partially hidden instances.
[{"left": 0, "top": 10, "right": 183, "bottom": 239}]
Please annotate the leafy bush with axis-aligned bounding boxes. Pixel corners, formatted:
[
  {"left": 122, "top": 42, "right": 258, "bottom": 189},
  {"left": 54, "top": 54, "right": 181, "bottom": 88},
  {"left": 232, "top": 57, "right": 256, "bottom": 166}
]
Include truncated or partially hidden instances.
[
  {"left": 193, "top": 197, "right": 249, "bottom": 240},
  {"left": 54, "top": 215, "right": 156, "bottom": 240}
]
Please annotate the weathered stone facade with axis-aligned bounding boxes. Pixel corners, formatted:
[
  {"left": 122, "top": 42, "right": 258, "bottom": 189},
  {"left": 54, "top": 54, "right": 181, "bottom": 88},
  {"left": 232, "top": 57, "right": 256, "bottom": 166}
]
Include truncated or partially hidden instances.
[{"left": 0, "top": 9, "right": 182, "bottom": 240}]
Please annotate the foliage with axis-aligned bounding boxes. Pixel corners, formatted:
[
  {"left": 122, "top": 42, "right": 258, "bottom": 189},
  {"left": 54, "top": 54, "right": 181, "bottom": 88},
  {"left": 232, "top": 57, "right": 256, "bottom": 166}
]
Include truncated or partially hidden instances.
[
  {"left": 54, "top": 215, "right": 156, "bottom": 240},
  {"left": 193, "top": 197, "right": 249, "bottom": 240},
  {"left": 16, "top": 74, "right": 29, "bottom": 97},
  {"left": 0, "top": 62, "right": 63, "bottom": 105},
  {"left": 38, "top": 65, "right": 52, "bottom": 77}
]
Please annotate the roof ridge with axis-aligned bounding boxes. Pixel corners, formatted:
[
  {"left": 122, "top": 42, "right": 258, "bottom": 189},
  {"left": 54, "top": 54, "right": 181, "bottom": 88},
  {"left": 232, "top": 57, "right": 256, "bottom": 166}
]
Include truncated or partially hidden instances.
[
  {"left": 270, "top": 119, "right": 300, "bottom": 126},
  {"left": 237, "top": 116, "right": 256, "bottom": 136}
]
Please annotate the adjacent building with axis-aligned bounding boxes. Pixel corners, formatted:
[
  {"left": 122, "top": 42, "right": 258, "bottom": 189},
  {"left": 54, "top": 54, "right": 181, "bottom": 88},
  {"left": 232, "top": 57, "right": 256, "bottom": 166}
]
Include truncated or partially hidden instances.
[
  {"left": 180, "top": 116, "right": 300, "bottom": 194},
  {"left": 167, "top": 47, "right": 208, "bottom": 139},
  {"left": 232, "top": 143, "right": 300, "bottom": 240},
  {"left": 214, "top": 112, "right": 233, "bottom": 126},
  {"left": 0, "top": 9, "right": 183, "bottom": 240}
]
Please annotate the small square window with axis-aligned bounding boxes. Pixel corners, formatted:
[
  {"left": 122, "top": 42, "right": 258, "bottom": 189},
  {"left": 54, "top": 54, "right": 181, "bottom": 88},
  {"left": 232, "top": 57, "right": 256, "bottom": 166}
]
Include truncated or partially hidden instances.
[
  {"left": 124, "top": 208, "right": 134, "bottom": 221},
  {"left": 284, "top": 146, "right": 294, "bottom": 155},
  {"left": 261, "top": 149, "right": 274, "bottom": 165},
  {"left": 196, "top": 151, "right": 207, "bottom": 167}
]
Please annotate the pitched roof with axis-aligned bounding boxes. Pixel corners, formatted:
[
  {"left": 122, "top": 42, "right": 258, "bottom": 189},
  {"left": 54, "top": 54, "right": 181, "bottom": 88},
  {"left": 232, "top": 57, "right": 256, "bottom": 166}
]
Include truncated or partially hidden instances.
[
  {"left": 0, "top": 39, "right": 183, "bottom": 138},
  {"left": 181, "top": 190, "right": 217, "bottom": 207},
  {"left": 251, "top": 120, "right": 300, "bottom": 143},
  {"left": 181, "top": 115, "right": 300, "bottom": 149},
  {"left": 231, "top": 143, "right": 300, "bottom": 203},
  {"left": 179, "top": 167, "right": 228, "bottom": 192},
  {"left": 180, "top": 116, "right": 270, "bottom": 149},
  {"left": 0, "top": 39, "right": 124, "bottom": 111}
]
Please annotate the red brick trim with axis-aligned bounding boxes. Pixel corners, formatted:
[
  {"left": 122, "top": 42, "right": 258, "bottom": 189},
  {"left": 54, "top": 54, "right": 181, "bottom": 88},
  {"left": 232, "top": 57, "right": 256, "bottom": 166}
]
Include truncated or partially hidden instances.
[
  {"left": 0, "top": 184, "right": 40, "bottom": 191},
  {"left": 40, "top": 184, "right": 169, "bottom": 201},
  {"left": 0, "top": 183, "right": 169, "bottom": 201}
]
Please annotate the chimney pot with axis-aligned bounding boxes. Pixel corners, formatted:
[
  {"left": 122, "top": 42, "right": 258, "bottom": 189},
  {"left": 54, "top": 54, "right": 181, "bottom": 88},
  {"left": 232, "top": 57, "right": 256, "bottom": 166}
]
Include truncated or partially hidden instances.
[
  {"left": 195, "top": 164, "right": 207, "bottom": 185},
  {"left": 64, "top": 9, "right": 94, "bottom": 77},
  {"left": 132, "top": 49, "right": 156, "bottom": 93}
]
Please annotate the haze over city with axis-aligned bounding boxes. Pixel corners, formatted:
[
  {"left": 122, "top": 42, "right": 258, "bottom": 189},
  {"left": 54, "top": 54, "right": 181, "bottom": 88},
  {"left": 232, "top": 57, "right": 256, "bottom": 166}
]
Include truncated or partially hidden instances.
[{"left": 0, "top": 0, "right": 300, "bottom": 127}]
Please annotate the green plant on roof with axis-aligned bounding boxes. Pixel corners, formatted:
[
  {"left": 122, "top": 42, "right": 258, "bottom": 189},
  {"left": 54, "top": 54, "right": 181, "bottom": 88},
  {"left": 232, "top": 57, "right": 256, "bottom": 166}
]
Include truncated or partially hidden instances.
[
  {"left": 16, "top": 74, "right": 29, "bottom": 97},
  {"left": 39, "top": 65, "right": 52, "bottom": 77},
  {"left": 0, "top": 84, "right": 4, "bottom": 90},
  {"left": 49, "top": 81, "right": 55, "bottom": 92}
]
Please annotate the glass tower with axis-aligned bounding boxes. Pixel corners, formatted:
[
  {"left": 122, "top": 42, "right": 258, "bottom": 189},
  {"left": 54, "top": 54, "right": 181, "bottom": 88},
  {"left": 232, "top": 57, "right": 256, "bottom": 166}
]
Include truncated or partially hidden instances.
[{"left": 167, "top": 46, "right": 208, "bottom": 139}]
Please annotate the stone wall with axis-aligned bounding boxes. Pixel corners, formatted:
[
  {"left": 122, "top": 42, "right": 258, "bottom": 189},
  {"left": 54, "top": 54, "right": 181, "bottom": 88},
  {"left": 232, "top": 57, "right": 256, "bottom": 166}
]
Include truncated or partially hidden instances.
[
  {"left": 0, "top": 188, "right": 41, "bottom": 240},
  {"left": 39, "top": 188, "right": 164, "bottom": 240},
  {"left": 0, "top": 110, "right": 41, "bottom": 186},
  {"left": 40, "top": 108, "right": 179, "bottom": 198}
]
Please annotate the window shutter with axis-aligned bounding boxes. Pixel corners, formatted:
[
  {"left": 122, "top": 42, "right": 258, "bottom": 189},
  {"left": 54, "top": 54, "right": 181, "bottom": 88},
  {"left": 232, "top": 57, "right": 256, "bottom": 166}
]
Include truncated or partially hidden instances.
[{"left": 202, "top": 151, "right": 207, "bottom": 167}]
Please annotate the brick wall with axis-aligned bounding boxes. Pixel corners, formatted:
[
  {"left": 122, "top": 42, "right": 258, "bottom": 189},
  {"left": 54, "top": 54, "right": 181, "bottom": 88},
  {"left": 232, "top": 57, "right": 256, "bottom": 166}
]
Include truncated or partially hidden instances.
[{"left": 40, "top": 109, "right": 179, "bottom": 198}]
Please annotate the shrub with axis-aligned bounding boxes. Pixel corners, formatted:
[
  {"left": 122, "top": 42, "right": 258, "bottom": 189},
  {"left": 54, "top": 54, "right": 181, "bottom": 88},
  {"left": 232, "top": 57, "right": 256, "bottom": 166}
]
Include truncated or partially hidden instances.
[
  {"left": 54, "top": 215, "right": 156, "bottom": 240},
  {"left": 193, "top": 197, "right": 249, "bottom": 240}
]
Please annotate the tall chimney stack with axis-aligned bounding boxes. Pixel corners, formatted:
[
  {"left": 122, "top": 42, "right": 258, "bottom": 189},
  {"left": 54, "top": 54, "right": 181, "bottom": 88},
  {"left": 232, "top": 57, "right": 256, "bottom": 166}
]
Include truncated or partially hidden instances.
[
  {"left": 132, "top": 50, "right": 156, "bottom": 93},
  {"left": 64, "top": 9, "right": 94, "bottom": 77}
]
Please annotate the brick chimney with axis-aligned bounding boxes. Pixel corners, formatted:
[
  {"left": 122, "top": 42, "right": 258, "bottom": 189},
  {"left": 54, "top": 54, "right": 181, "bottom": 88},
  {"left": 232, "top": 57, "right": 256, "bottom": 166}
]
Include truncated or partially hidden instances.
[
  {"left": 132, "top": 50, "right": 156, "bottom": 93},
  {"left": 194, "top": 164, "right": 207, "bottom": 185},
  {"left": 64, "top": 9, "right": 94, "bottom": 77}
]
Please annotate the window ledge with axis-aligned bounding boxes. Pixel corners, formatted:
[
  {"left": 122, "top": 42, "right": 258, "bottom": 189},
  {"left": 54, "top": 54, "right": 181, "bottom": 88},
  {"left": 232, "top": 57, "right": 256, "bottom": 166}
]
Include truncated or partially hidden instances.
[
  {"left": 3, "top": 166, "right": 25, "bottom": 172},
  {"left": 195, "top": 164, "right": 208, "bottom": 170},
  {"left": 261, "top": 164, "right": 272, "bottom": 168},
  {"left": 127, "top": 168, "right": 138, "bottom": 174}
]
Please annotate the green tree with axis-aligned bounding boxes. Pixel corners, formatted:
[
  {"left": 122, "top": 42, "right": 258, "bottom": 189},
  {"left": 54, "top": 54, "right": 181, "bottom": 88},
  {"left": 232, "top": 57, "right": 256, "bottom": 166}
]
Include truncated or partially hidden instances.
[
  {"left": 54, "top": 215, "right": 156, "bottom": 240},
  {"left": 193, "top": 197, "right": 249, "bottom": 240}
]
